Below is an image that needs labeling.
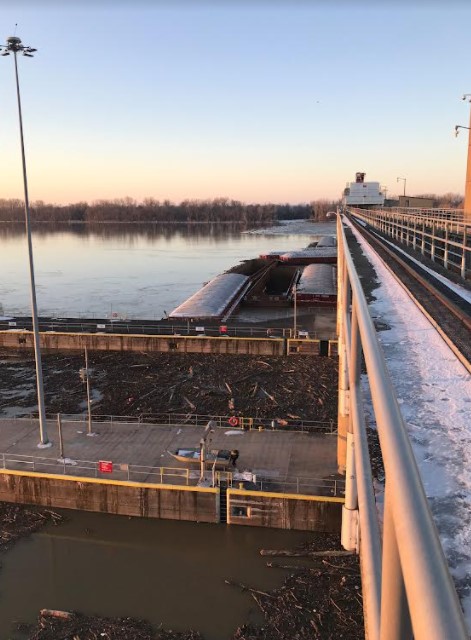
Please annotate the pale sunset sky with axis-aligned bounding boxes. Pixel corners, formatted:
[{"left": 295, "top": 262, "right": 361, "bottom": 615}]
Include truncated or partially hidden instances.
[{"left": 1, "top": 0, "right": 470, "bottom": 205}]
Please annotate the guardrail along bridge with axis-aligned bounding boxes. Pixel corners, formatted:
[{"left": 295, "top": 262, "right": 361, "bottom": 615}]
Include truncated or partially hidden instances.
[{"left": 336, "top": 210, "right": 470, "bottom": 639}]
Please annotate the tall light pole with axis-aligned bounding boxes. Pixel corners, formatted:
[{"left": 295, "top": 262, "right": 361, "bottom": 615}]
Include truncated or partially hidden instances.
[
  {"left": 458, "top": 93, "right": 471, "bottom": 220},
  {"left": 1, "top": 35, "right": 50, "bottom": 447},
  {"left": 79, "top": 348, "right": 95, "bottom": 437},
  {"left": 397, "top": 176, "right": 407, "bottom": 197}
]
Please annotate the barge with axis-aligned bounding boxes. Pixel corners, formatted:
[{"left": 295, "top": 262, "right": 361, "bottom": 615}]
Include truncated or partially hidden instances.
[
  {"left": 296, "top": 264, "right": 337, "bottom": 306},
  {"left": 279, "top": 247, "right": 337, "bottom": 265},
  {"left": 169, "top": 236, "right": 338, "bottom": 321}
]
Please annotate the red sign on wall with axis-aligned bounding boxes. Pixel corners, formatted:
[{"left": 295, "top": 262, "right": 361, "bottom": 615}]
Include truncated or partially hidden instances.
[
  {"left": 219, "top": 325, "right": 228, "bottom": 334},
  {"left": 98, "top": 460, "right": 113, "bottom": 473}
]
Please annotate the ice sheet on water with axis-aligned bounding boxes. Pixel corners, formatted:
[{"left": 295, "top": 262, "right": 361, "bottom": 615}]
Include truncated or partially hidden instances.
[{"left": 244, "top": 220, "right": 336, "bottom": 236}]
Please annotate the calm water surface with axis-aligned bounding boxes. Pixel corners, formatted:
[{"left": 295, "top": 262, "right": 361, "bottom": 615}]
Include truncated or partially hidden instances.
[
  {"left": 1, "top": 511, "right": 313, "bottom": 639},
  {"left": 0, "top": 224, "right": 326, "bottom": 319}
]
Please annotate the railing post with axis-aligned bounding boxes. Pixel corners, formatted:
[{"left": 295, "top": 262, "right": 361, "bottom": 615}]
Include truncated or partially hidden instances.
[
  {"left": 431, "top": 221, "right": 436, "bottom": 261},
  {"left": 380, "top": 489, "right": 413, "bottom": 640},
  {"left": 341, "top": 299, "right": 359, "bottom": 552},
  {"left": 444, "top": 222, "right": 449, "bottom": 270},
  {"left": 461, "top": 226, "right": 467, "bottom": 279},
  {"left": 57, "top": 413, "right": 64, "bottom": 460},
  {"left": 412, "top": 219, "right": 417, "bottom": 250},
  {"left": 421, "top": 221, "right": 426, "bottom": 255}
]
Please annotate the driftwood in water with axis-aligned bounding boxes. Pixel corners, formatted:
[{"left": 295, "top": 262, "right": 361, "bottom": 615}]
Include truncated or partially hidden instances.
[
  {"left": 260, "top": 549, "right": 354, "bottom": 557},
  {"left": 266, "top": 561, "right": 321, "bottom": 571},
  {"left": 224, "top": 579, "right": 276, "bottom": 599},
  {"left": 40, "top": 609, "right": 73, "bottom": 620}
]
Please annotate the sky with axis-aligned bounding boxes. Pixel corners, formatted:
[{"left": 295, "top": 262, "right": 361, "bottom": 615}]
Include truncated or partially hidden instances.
[{"left": 0, "top": 0, "right": 471, "bottom": 205}]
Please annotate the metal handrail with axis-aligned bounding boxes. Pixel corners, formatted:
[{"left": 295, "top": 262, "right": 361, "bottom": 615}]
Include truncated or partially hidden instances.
[
  {"left": 0, "top": 451, "right": 342, "bottom": 495},
  {"left": 337, "top": 214, "right": 468, "bottom": 639},
  {"left": 0, "top": 318, "right": 299, "bottom": 338},
  {"left": 348, "top": 207, "right": 470, "bottom": 280},
  {"left": 382, "top": 206, "right": 465, "bottom": 221},
  {"left": 2, "top": 413, "right": 336, "bottom": 434}
]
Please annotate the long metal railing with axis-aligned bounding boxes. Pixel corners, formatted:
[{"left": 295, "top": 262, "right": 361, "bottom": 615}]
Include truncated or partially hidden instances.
[
  {"left": 382, "top": 206, "right": 465, "bottom": 221},
  {"left": 3, "top": 413, "right": 336, "bottom": 434},
  {"left": 336, "top": 214, "right": 468, "bottom": 639},
  {"left": 0, "top": 451, "right": 343, "bottom": 497},
  {"left": 0, "top": 318, "right": 306, "bottom": 338},
  {"left": 348, "top": 207, "right": 471, "bottom": 280}
]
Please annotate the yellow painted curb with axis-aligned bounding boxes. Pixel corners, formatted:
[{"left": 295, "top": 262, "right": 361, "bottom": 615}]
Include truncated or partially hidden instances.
[
  {"left": 228, "top": 488, "right": 344, "bottom": 503},
  {"left": 0, "top": 469, "right": 217, "bottom": 493}
]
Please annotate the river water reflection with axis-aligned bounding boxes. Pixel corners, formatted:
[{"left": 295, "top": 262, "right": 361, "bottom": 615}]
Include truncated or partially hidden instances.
[
  {"left": 0, "top": 222, "right": 332, "bottom": 319},
  {"left": 1, "top": 510, "right": 313, "bottom": 639}
]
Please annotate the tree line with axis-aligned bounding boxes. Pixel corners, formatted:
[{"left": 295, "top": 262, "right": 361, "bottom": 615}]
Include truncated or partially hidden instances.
[
  {"left": 0, "top": 197, "right": 338, "bottom": 224},
  {"left": 413, "top": 193, "right": 464, "bottom": 208}
]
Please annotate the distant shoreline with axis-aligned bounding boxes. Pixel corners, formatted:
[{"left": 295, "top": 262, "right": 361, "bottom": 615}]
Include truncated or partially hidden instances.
[{"left": 0, "top": 219, "right": 292, "bottom": 225}]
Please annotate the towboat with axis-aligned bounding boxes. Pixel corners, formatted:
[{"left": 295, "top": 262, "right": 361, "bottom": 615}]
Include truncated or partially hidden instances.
[{"left": 169, "top": 447, "right": 232, "bottom": 467}]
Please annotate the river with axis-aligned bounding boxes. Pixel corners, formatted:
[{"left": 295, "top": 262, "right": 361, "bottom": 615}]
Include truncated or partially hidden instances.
[
  {"left": 0, "top": 221, "right": 335, "bottom": 319},
  {"left": 1, "top": 510, "right": 313, "bottom": 639}
]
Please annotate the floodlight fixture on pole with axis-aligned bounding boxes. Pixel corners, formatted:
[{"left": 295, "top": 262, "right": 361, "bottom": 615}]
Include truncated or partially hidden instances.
[
  {"left": 396, "top": 176, "right": 407, "bottom": 197},
  {"left": 1, "top": 35, "right": 50, "bottom": 448},
  {"left": 455, "top": 125, "right": 470, "bottom": 138}
]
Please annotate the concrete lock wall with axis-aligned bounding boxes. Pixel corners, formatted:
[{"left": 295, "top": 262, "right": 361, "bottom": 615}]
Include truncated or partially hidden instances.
[
  {"left": 0, "top": 471, "right": 343, "bottom": 532},
  {"left": 0, "top": 470, "right": 219, "bottom": 523},
  {"left": 0, "top": 331, "right": 285, "bottom": 356},
  {"left": 227, "top": 489, "right": 343, "bottom": 532},
  {"left": 0, "top": 330, "right": 338, "bottom": 358}
]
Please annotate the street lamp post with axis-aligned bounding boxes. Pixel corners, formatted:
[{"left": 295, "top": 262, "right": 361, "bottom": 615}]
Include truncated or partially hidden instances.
[
  {"left": 458, "top": 94, "right": 471, "bottom": 219},
  {"left": 397, "top": 176, "right": 407, "bottom": 197},
  {"left": 292, "top": 283, "right": 297, "bottom": 338},
  {"left": 1, "top": 35, "right": 50, "bottom": 447},
  {"left": 79, "top": 347, "right": 96, "bottom": 437}
]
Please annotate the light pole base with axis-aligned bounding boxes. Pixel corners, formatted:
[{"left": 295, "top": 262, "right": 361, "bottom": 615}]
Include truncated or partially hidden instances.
[{"left": 37, "top": 441, "right": 53, "bottom": 449}]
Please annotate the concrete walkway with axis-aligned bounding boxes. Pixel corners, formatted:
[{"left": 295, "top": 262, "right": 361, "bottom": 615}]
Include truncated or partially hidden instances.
[{"left": 0, "top": 418, "right": 339, "bottom": 494}]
